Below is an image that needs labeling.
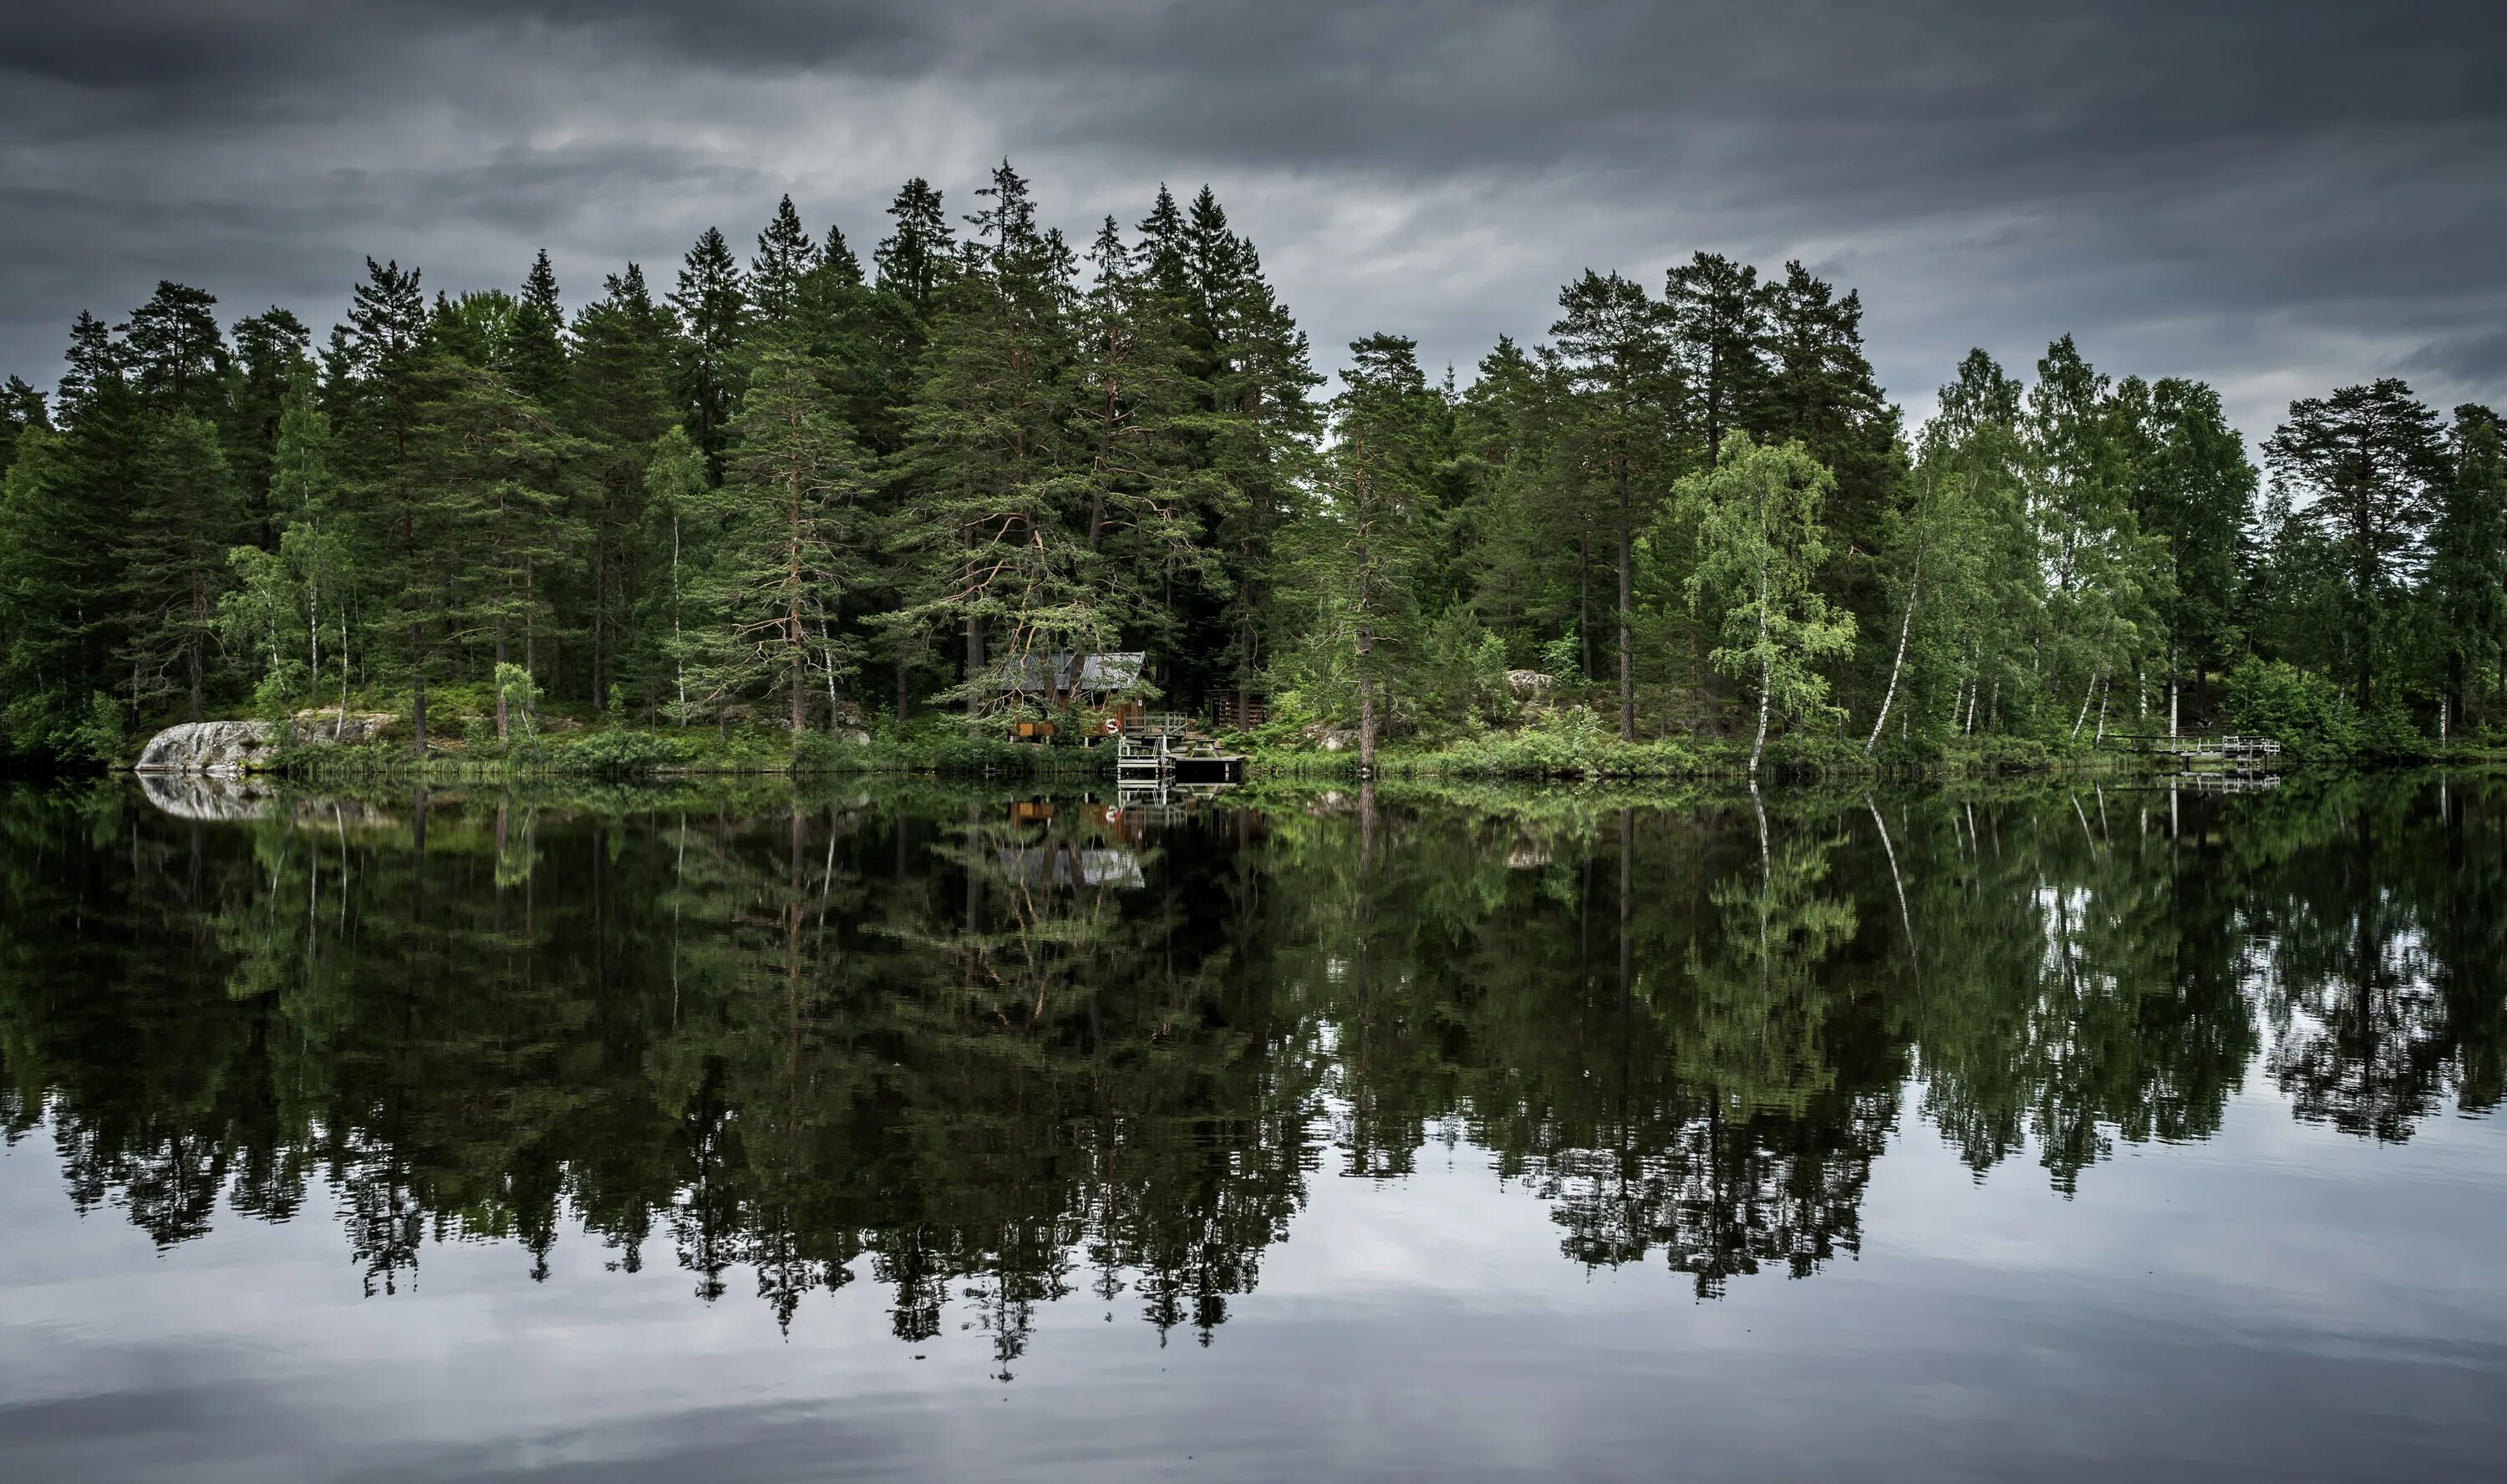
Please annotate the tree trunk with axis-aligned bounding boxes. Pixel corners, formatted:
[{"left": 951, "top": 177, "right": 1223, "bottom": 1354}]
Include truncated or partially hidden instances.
[
  {"left": 410, "top": 633, "right": 428, "bottom": 755},
  {"left": 965, "top": 617, "right": 984, "bottom": 726},
  {"left": 1617, "top": 483, "right": 1634, "bottom": 741},
  {"left": 1578, "top": 532, "right": 1591, "bottom": 680},
  {"left": 1749, "top": 570, "right": 1772, "bottom": 776},
  {"left": 1356, "top": 630, "right": 1377, "bottom": 775},
  {"left": 496, "top": 621, "right": 511, "bottom": 741},
  {"left": 1866, "top": 556, "right": 1920, "bottom": 754}
]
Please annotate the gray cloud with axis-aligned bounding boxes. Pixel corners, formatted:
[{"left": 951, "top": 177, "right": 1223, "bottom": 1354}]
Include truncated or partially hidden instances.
[{"left": 4, "top": 0, "right": 2504, "bottom": 441}]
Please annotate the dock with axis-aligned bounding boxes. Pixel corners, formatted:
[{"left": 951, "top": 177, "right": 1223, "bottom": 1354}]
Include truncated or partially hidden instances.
[
  {"left": 2114, "top": 734, "right": 2283, "bottom": 772},
  {"left": 1116, "top": 712, "right": 1248, "bottom": 785}
]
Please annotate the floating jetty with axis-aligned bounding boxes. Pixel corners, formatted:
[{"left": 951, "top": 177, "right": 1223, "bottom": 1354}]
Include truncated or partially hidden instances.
[
  {"left": 2109, "top": 734, "right": 2285, "bottom": 790},
  {"left": 1116, "top": 712, "right": 1247, "bottom": 785}
]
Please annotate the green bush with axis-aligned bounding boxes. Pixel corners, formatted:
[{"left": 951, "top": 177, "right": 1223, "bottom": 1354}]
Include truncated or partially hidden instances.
[
  {"left": 2225, "top": 658, "right": 2361, "bottom": 763},
  {"left": 553, "top": 727, "right": 689, "bottom": 777}
]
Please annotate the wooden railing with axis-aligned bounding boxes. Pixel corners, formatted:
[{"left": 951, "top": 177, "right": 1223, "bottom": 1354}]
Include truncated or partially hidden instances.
[{"left": 2113, "top": 734, "right": 2281, "bottom": 760}]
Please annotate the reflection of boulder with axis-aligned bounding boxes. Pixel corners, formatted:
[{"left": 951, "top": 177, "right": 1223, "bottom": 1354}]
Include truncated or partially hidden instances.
[
  {"left": 291, "top": 710, "right": 398, "bottom": 745},
  {"left": 134, "top": 720, "right": 279, "bottom": 775},
  {"left": 137, "top": 770, "right": 276, "bottom": 821}
]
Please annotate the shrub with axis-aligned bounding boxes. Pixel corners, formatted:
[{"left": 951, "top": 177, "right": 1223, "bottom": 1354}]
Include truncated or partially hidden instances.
[
  {"left": 554, "top": 727, "right": 689, "bottom": 777},
  {"left": 2225, "top": 658, "right": 2361, "bottom": 763}
]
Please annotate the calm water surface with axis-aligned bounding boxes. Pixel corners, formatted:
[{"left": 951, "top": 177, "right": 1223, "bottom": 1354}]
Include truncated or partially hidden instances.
[{"left": 3, "top": 773, "right": 2504, "bottom": 1481}]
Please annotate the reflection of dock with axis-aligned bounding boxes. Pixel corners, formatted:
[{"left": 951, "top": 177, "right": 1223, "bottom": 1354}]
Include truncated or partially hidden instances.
[
  {"left": 1116, "top": 713, "right": 1247, "bottom": 785},
  {"left": 2156, "top": 771, "right": 2282, "bottom": 794}
]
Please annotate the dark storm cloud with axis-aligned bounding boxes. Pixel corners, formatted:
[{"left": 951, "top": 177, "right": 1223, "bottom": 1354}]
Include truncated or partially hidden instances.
[{"left": 5, "top": 0, "right": 2504, "bottom": 440}]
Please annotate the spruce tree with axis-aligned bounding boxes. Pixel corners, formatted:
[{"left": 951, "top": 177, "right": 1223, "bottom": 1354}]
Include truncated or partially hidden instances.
[
  {"left": 2428, "top": 405, "right": 2507, "bottom": 729},
  {"left": 223, "top": 307, "right": 312, "bottom": 541},
  {"left": 670, "top": 226, "right": 749, "bottom": 468},
  {"left": 1284, "top": 333, "right": 1445, "bottom": 771},
  {"left": 570, "top": 263, "right": 677, "bottom": 709},
  {"left": 122, "top": 414, "right": 247, "bottom": 721},
  {"left": 749, "top": 195, "right": 816, "bottom": 333},
  {"left": 509, "top": 249, "right": 570, "bottom": 409},
  {"left": 1198, "top": 230, "right": 1320, "bottom": 714},
  {"left": 0, "top": 376, "right": 48, "bottom": 474},
  {"left": 1069, "top": 214, "right": 1218, "bottom": 664},
  {"left": 2127, "top": 377, "right": 2255, "bottom": 728},
  {"left": 872, "top": 177, "right": 953, "bottom": 322}
]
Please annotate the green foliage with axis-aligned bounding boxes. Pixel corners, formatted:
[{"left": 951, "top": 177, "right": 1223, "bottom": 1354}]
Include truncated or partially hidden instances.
[
  {"left": 1676, "top": 434, "right": 1859, "bottom": 771},
  {"left": 2226, "top": 657, "right": 2360, "bottom": 762},
  {"left": 0, "top": 172, "right": 2476, "bottom": 774}
]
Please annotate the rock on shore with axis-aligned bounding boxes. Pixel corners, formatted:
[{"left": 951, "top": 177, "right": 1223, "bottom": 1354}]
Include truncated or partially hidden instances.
[{"left": 134, "top": 720, "right": 280, "bottom": 775}]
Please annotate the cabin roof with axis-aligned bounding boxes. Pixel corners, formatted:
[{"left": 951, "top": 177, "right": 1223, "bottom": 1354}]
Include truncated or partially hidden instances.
[{"left": 1004, "top": 651, "right": 1146, "bottom": 693}]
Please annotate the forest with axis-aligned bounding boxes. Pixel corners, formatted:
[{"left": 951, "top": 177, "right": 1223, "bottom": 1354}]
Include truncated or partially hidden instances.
[{"left": 3, "top": 161, "right": 2503, "bottom": 771}]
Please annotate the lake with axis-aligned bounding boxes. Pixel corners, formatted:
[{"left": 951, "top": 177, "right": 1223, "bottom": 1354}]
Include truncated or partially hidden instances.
[{"left": 3, "top": 772, "right": 2504, "bottom": 1482}]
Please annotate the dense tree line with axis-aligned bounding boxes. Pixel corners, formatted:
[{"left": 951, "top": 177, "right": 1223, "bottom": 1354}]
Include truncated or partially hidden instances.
[{"left": 5, "top": 166, "right": 2503, "bottom": 764}]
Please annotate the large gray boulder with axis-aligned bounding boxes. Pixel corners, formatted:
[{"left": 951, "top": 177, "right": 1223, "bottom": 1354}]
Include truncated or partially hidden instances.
[
  {"left": 291, "top": 709, "right": 397, "bottom": 745},
  {"left": 133, "top": 719, "right": 281, "bottom": 775}
]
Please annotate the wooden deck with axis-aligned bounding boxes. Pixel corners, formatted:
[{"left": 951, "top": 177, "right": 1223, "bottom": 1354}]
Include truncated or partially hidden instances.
[
  {"left": 2113, "top": 734, "right": 2283, "bottom": 770},
  {"left": 1116, "top": 714, "right": 1246, "bottom": 785}
]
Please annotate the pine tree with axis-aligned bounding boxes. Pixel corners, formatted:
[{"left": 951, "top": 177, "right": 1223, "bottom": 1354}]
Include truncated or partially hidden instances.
[
  {"left": 2263, "top": 379, "right": 2449, "bottom": 709},
  {"left": 1663, "top": 252, "right": 1769, "bottom": 463},
  {"left": 120, "top": 282, "right": 228, "bottom": 415},
  {"left": 891, "top": 160, "right": 1093, "bottom": 720},
  {"left": 690, "top": 349, "right": 868, "bottom": 731}
]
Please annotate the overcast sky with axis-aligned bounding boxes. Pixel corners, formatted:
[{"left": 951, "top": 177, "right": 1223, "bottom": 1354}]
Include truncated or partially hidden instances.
[{"left": 5, "top": 0, "right": 2504, "bottom": 441}]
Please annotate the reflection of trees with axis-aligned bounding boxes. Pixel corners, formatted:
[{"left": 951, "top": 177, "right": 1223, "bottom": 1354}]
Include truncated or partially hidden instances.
[
  {"left": 1903, "top": 785, "right": 2257, "bottom": 1192},
  {"left": 1273, "top": 790, "right": 1889, "bottom": 1297},
  {"left": 3, "top": 772, "right": 2504, "bottom": 1356},
  {"left": 2240, "top": 776, "right": 2507, "bottom": 1141},
  {"left": 0, "top": 785, "right": 1323, "bottom": 1362}
]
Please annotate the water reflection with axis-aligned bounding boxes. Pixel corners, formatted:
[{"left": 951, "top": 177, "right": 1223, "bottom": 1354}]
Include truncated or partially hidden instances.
[{"left": 1, "top": 773, "right": 2501, "bottom": 1363}]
